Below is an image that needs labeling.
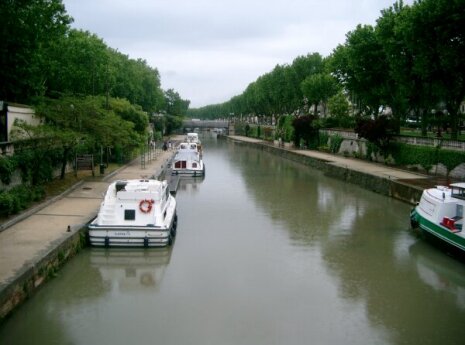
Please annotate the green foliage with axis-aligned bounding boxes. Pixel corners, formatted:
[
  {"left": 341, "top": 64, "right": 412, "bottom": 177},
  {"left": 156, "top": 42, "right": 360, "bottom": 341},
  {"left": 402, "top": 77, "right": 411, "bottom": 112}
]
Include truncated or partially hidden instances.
[
  {"left": 388, "top": 143, "right": 465, "bottom": 175},
  {"left": 0, "top": 0, "right": 72, "bottom": 102},
  {"left": 329, "top": 135, "right": 344, "bottom": 153},
  {"left": 249, "top": 126, "right": 258, "bottom": 138},
  {"left": 13, "top": 146, "right": 63, "bottom": 185},
  {"left": 276, "top": 115, "right": 295, "bottom": 142},
  {"left": 0, "top": 185, "right": 45, "bottom": 216},
  {"left": 0, "top": 157, "right": 17, "bottom": 185},
  {"left": 365, "top": 141, "right": 381, "bottom": 161},
  {"left": 327, "top": 91, "right": 352, "bottom": 127},
  {"left": 319, "top": 132, "right": 329, "bottom": 148},
  {"left": 108, "top": 98, "right": 148, "bottom": 134},
  {"left": 164, "top": 89, "right": 190, "bottom": 116},
  {"left": 164, "top": 115, "right": 183, "bottom": 135},
  {"left": 245, "top": 124, "right": 250, "bottom": 137},
  {"left": 301, "top": 73, "right": 339, "bottom": 116},
  {"left": 36, "top": 95, "right": 144, "bottom": 152}
]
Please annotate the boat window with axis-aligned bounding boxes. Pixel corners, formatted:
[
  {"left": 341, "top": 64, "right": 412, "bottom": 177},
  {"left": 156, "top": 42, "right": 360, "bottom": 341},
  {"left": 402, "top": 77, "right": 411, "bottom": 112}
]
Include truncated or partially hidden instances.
[
  {"left": 124, "top": 209, "right": 136, "bottom": 220},
  {"left": 163, "top": 210, "right": 167, "bottom": 219},
  {"left": 451, "top": 187, "right": 465, "bottom": 200}
]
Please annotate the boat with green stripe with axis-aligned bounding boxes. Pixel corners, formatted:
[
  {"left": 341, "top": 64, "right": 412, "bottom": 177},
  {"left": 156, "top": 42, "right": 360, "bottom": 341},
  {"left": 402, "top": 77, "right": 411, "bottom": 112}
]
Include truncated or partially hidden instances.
[{"left": 410, "top": 183, "right": 465, "bottom": 252}]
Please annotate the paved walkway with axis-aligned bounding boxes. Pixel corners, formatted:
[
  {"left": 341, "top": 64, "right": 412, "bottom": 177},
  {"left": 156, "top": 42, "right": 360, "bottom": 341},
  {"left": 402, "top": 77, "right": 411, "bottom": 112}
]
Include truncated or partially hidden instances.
[{"left": 0, "top": 146, "right": 177, "bottom": 290}]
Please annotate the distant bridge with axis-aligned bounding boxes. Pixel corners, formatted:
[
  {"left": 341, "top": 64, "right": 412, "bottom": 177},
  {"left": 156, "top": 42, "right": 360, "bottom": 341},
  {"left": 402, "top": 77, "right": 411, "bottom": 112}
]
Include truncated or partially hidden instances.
[{"left": 182, "top": 120, "right": 230, "bottom": 129}]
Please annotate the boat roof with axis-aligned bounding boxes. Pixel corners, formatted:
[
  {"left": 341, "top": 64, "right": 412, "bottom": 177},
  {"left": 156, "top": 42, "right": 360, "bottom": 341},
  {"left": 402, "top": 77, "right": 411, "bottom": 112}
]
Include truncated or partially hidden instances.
[
  {"left": 178, "top": 142, "right": 198, "bottom": 151},
  {"left": 174, "top": 150, "right": 200, "bottom": 160},
  {"left": 113, "top": 179, "right": 166, "bottom": 192},
  {"left": 427, "top": 184, "right": 465, "bottom": 202}
]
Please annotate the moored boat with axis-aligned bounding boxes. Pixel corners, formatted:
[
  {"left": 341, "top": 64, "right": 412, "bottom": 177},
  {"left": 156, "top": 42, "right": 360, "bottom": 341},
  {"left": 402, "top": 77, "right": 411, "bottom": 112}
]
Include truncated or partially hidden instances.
[
  {"left": 172, "top": 142, "right": 205, "bottom": 176},
  {"left": 410, "top": 183, "right": 465, "bottom": 251},
  {"left": 88, "top": 179, "right": 177, "bottom": 247},
  {"left": 186, "top": 132, "right": 202, "bottom": 154}
]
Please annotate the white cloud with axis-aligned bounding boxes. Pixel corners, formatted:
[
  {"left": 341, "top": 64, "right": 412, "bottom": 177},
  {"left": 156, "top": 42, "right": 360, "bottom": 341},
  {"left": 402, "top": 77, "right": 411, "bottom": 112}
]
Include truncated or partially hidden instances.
[{"left": 63, "top": 0, "right": 413, "bottom": 107}]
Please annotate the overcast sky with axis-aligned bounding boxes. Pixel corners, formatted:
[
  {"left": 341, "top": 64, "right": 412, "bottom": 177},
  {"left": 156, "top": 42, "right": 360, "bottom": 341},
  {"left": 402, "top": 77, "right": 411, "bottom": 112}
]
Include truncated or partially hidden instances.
[{"left": 63, "top": 0, "right": 411, "bottom": 108}]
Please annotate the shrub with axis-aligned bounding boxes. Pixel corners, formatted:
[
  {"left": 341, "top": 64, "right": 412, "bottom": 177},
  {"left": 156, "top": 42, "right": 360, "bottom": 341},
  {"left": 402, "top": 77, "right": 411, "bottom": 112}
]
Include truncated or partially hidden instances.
[
  {"left": 276, "top": 115, "right": 295, "bottom": 142},
  {"left": 292, "top": 115, "right": 319, "bottom": 149},
  {"left": 329, "top": 134, "right": 343, "bottom": 153},
  {"left": 0, "top": 185, "right": 46, "bottom": 216},
  {"left": 388, "top": 143, "right": 465, "bottom": 175},
  {"left": 355, "top": 115, "right": 396, "bottom": 153},
  {"left": 0, "top": 156, "right": 16, "bottom": 185}
]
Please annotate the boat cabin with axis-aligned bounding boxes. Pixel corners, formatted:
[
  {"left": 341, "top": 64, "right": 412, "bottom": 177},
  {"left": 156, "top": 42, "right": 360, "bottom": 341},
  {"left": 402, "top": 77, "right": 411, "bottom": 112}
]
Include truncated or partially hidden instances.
[{"left": 451, "top": 183, "right": 465, "bottom": 200}]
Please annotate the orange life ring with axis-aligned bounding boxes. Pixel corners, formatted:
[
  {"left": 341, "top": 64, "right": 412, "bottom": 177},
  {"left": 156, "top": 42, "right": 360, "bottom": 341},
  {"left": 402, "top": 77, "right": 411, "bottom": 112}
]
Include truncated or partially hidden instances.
[{"left": 139, "top": 199, "right": 154, "bottom": 213}]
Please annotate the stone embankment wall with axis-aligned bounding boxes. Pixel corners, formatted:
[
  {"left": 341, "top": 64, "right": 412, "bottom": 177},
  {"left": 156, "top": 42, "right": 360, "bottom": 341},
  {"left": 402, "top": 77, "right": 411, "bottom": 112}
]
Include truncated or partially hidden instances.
[
  {"left": 0, "top": 228, "right": 87, "bottom": 322},
  {"left": 231, "top": 138, "right": 423, "bottom": 206}
]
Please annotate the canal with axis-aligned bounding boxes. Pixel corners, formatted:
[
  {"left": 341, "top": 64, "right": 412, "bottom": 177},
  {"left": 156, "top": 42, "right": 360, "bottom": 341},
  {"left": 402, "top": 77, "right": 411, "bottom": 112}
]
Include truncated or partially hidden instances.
[{"left": 2, "top": 134, "right": 465, "bottom": 344}]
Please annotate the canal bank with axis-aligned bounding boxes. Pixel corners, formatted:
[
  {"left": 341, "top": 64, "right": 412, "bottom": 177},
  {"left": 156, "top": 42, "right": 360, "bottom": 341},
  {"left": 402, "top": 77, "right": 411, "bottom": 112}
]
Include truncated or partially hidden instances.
[
  {"left": 228, "top": 135, "right": 430, "bottom": 205},
  {"left": 0, "top": 142, "right": 180, "bottom": 323}
]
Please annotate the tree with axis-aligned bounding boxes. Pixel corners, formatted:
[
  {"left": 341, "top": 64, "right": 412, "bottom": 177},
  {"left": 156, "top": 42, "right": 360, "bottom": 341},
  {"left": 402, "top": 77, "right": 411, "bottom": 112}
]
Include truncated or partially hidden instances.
[
  {"left": 330, "top": 25, "right": 387, "bottom": 117},
  {"left": 164, "top": 89, "right": 190, "bottom": 116},
  {"left": 301, "top": 73, "right": 339, "bottom": 116},
  {"left": 36, "top": 96, "right": 144, "bottom": 159},
  {"left": 0, "top": 0, "right": 72, "bottom": 102},
  {"left": 327, "top": 91, "right": 351, "bottom": 127},
  {"left": 45, "top": 29, "right": 111, "bottom": 97},
  {"left": 406, "top": 0, "right": 465, "bottom": 139},
  {"left": 11, "top": 120, "right": 79, "bottom": 180},
  {"left": 375, "top": 1, "right": 411, "bottom": 132}
]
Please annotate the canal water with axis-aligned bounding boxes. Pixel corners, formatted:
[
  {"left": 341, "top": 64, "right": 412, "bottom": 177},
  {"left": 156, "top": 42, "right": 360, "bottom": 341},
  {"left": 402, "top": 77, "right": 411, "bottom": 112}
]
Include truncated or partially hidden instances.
[{"left": 2, "top": 134, "right": 465, "bottom": 345}]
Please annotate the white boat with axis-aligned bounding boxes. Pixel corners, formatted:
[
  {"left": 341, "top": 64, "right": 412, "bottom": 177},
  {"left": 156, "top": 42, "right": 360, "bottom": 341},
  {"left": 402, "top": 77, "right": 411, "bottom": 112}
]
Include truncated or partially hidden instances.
[
  {"left": 410, "top": 183, "right": 465, "bottom": 251},
  {"left": 88, "top": 179, "right": 177, "bottom": 247},
  {"left": 172, "top": 142, "right": 205, "bottom": 176},
  {"left": 186, "top": 132, "right": 202, "bottom": 154}
]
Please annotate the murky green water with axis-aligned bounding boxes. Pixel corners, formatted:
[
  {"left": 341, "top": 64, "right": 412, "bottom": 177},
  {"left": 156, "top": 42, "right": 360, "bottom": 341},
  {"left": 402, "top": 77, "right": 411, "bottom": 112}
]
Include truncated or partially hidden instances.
[{"left": 2, "top": 134, "right": 465, "bottom": 345}]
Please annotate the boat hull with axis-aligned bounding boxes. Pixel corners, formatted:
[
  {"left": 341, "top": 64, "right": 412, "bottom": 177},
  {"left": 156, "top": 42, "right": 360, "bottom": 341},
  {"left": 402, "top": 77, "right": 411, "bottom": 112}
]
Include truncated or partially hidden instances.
[
  {"left": 88, "top": 215, "right": 177, "bottom": 247},
  {"left": 171, "top": 167, "right": 205, "bottom": 177},
  {"left": 411, "top": 208, "right": 465, "bottom": 252}
]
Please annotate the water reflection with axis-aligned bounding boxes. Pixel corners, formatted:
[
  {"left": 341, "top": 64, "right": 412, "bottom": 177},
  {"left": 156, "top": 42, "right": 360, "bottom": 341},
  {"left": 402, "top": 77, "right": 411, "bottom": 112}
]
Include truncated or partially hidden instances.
[
  {"left": 177, "top": 175, "right": 205, "bottom": 195},
  {"left": 409, "top": 241, "right": 465, "bottom": 309},
  {"left": 90, "top": 247, "right": 172, "bottom": 293}
]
